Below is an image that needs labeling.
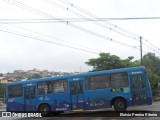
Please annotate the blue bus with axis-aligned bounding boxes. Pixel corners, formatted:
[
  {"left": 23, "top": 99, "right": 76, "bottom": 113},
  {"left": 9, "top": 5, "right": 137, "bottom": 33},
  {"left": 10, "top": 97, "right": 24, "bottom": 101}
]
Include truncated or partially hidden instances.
[{"left": 6, "top": 66, "right": 152, "bottom": 116}]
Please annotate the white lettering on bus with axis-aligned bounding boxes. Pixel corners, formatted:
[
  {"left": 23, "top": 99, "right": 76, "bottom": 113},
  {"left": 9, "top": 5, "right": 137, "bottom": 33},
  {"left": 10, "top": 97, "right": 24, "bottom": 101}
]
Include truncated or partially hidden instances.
[
  {"left": 8, "top": 98, "right": 14, "bottom": 102},
  {"left": 26, "top": 83, "right": 33, "bottom": 86},
  {"left": 131, "top": 71, "right": 143, "bottom": 74},
  {"left": 73, "top": 78, "right": 79, "bottom": 81}
]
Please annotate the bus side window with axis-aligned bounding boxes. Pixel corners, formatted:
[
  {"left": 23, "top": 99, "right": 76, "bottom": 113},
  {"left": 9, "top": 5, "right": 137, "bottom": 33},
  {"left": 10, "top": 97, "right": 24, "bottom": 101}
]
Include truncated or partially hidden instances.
[
  {"left": 86, "top": 75, "right": 110, "bottom": 90},
  {"left": 131, "top": 75, "right": 138, "bottom": 89},
  {"left": 111, "top": 72, "right": 128, "bottom": 88},
  {"left": 52, "top": 80, "right": 68, "bottom": 93},
  {"left": 71, "top": 82, "right": 76, "bottom": 95},
  {"left": 25, "top": 88, "right": 29, "bottom": 99},
  {"left": 140, "top": 76, "right": 145, "bottom": 88},
  {"left": 37, "top": 81, "right": 51, "bottom": 95},
  {"left": 30, "top": 87, "right": 35, "bottom": 98},
  {"left": 78, "top": 81, "right": 83, "bottom": 94}
]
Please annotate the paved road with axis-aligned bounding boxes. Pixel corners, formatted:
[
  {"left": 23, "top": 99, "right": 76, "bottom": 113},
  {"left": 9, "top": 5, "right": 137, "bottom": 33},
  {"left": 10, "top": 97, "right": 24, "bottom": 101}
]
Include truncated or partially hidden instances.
[{"left": 0, "top": 101, "right": 160, "bottom": 120}]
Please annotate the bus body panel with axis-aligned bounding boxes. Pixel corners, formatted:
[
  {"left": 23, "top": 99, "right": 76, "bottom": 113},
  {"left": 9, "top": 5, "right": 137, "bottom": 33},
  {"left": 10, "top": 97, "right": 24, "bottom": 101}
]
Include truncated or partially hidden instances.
[
  {"left": 51, "top": 93, "right": 70, "bottom": 111},
  {"left": 6, "top": 66, "right": 153, "bottom": 113},
  {"left": 7, "top": 96, "right": 24, "bottom": 111},
  {"left": 84, "top": 89, "right": 112, "bottom": 110}
]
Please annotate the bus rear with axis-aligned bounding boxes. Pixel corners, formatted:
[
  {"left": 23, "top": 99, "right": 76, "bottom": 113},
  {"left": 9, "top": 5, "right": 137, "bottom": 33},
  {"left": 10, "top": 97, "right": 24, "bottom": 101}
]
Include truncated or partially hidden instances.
[{"left": 128, "top": 69, "right": 152, "bottom": 106}]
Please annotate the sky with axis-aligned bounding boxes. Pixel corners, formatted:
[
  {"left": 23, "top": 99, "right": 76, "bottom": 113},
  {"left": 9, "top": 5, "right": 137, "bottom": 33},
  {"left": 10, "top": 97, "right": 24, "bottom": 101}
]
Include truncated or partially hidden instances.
[{"left": 0, "top": 0, "right": 160, "bottom": 73}]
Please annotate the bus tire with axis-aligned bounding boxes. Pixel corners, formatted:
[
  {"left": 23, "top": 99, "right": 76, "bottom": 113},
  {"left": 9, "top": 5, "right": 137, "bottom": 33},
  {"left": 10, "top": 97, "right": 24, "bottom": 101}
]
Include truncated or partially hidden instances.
[
  {"left": 113, "top": 98, "right": 127, "bottom": 111},
  {"left": 38, "top": 104, "right": 51, "bottom": 116}
]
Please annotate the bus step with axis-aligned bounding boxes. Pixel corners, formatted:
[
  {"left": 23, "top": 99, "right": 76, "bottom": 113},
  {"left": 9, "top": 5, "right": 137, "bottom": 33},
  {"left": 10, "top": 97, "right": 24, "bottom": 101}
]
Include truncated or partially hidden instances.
[{"left": 72, "top": 109, "right": 84, "bottom": 112}]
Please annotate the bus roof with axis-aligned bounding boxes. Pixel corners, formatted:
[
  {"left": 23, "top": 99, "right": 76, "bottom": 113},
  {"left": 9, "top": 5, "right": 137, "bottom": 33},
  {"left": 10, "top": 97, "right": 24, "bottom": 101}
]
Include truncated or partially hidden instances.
[{"left": 7, "top": 66, "right": 145, "bottom": 85}]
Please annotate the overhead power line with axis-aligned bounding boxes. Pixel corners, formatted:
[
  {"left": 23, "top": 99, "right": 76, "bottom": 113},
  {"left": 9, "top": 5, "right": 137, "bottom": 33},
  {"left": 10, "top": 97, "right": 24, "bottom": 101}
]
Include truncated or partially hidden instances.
[
  {"left": 0, "top": 21, "right": 101, "bottom": 53},
  {"left": 3, "top": 0, "right": 159, "bottom": 56},
  {"left": 45, "top": 0, "right": 160, "bottom": 55},
  {"left": 58, "top": 0, "right": 160, "bottom": 55},
  {"left": 2, "top": 18, "right": 160, "bottom": 54},
  {"left": 1, "top": 0, "right": 140, "bottom": 52},
  {"left": 2, "top": 17, "right": 160, "bottom": 22},
  {"left": 44, "top": 0, "right": 140, "bottom": 41},
  {"left": 0, "top": 29, "right": 99, "bottom": 55},
  {"left": 58, "top": 0, "right": 140, "bottom": 38}
]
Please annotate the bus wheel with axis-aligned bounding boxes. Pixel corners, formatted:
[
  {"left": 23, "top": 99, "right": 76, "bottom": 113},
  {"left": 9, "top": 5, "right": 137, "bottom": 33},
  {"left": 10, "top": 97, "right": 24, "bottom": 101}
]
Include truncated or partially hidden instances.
[
  {"left": 38, "top": 104, "right": 51, "bottom": 116},
  {"left": 113, "top": 98, "right": 127, "bottom": 111}
]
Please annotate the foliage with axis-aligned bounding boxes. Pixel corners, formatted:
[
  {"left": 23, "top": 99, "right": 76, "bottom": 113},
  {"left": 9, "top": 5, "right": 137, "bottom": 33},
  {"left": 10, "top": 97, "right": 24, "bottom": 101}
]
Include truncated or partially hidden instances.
[
  {"left": 27, "top": 73, "right": 42, "bottom": 80},
  {"left": 142, "top": 52, "right": 160, "bottom": 76},
  {"left": 85, "top": 52, "right": 139, "bottom": 71},
  {"left": 0, "top": 83, "right": 6, "bottom": 98},
  {"left": 15, "top": 76, "right": 25, "bottom": 81},
  {"left": 142, "top": 52, "right": 160, "bottom": 98}
]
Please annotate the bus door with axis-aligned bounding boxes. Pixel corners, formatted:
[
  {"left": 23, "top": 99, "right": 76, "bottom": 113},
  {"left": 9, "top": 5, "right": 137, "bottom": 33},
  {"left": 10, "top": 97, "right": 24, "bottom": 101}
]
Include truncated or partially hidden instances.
[
  {"left": 131, "top": 75, "right": 147, "bottom": 105},
  {"left": 24, "top": 86, "right": 36, "bottom": 111},
  {"left": 70, "top": 80, "right": 84, "bottom": 110}
]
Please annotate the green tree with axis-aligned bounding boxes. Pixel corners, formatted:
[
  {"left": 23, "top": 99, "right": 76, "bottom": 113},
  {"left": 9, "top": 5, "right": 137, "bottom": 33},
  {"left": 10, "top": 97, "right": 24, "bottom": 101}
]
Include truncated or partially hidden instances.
[
  {"left": 15, "top": 76, "right": 25, "bottom": 81},
  {"left": 142, "top": 52, "right": 160, "bottom": 99},
  {"left": 27, "top": 73, "right": 42, "bottom": 80},
  {"left": 85, "top": 52, "right": 138, "bottom": 71},
  {"left": 0, "top": 83, "right": 6, "bottom": 101},
  {"left": 121, "top": 56, "right": 139, "bottom": 67},
  {"left": 142, "top": 52, "right": 160, "bottom": 76}
]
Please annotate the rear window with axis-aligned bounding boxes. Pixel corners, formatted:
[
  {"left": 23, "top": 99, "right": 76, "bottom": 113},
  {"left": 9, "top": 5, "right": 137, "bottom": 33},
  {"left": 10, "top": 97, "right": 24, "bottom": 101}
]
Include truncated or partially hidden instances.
[{"left": 8, "top": 84, "right": 23, "bottom": 98}]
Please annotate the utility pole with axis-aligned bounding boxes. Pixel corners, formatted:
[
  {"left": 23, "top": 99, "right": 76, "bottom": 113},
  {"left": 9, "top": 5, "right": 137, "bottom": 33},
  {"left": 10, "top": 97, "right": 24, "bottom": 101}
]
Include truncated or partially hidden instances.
[{"left": 140, "top": 36, "right": 142, "bottom": 65}]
